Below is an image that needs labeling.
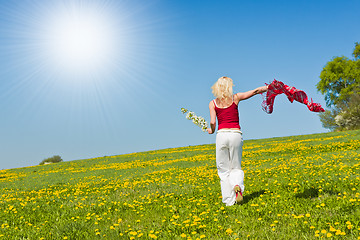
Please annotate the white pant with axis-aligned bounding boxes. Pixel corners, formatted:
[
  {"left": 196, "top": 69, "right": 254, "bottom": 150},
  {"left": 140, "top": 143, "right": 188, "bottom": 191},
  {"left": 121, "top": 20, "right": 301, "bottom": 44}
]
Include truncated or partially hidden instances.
[{"left": 216, "top": 130, "right": 245, "bottom": 206}]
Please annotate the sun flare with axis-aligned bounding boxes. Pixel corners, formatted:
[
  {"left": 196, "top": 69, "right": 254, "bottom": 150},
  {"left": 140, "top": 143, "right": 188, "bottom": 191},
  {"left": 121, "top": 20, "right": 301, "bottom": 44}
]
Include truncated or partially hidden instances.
[
  {"left": 46, "top": 12, "right": 113, "bottom": 70},
  {"left": 38, "top": 2, "right": 119, "bottom": 80},
  {"left": 2, "top": 0, "right": 161, "bottom": 91}
]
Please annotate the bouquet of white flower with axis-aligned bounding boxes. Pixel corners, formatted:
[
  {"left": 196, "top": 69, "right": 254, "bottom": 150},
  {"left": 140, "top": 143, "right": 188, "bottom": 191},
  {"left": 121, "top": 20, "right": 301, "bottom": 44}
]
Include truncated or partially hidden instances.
[{"left": 181, "top": 108, "right": 208, "bottom": 132}]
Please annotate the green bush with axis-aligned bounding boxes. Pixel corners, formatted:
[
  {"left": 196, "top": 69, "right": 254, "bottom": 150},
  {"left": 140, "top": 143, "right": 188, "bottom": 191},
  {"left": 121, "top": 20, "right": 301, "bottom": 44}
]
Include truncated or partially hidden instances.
[
  {"left": 39, "top": 155, "right": 63, "bottom": 165},
  {"left": 319, "top": 93, "right": 360, "bottom": 131},
  {"left": 335, "top": 94, "right": 360, "bottom": 130},
  {"left": 319, "top": 108, "right": 340, "bottom": 131}
]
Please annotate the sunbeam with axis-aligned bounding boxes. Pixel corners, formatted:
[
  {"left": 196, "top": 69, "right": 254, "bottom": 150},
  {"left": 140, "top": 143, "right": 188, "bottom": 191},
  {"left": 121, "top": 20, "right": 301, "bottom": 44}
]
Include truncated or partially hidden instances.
[{"left": 0, "top": 0, "right": 171, "bottom": 111}]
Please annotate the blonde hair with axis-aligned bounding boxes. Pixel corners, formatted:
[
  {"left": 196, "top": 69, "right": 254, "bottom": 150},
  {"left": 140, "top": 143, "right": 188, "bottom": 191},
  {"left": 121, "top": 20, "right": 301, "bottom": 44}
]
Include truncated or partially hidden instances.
[{"left": 211, "top": 76, "right": 234, "bottom": 99}]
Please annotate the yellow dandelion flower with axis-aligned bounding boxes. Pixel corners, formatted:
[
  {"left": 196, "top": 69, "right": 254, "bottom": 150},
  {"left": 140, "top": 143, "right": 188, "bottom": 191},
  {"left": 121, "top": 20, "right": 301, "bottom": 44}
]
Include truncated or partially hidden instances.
[{"left": 149, "top": 233, "right": 157, "bottom": 239}]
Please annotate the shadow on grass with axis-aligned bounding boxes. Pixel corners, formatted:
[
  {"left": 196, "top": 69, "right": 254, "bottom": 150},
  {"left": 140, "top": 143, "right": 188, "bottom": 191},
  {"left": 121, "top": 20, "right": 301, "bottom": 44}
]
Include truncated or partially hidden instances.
[
  {"left": 295, "top": 187, "right": 339, "bottom": 199},
  {"left": 241, "top": 190, "right": 266, "bottom": 205},
  {"left": 295, "top": 187, "right": 319, "bottom": 199}
]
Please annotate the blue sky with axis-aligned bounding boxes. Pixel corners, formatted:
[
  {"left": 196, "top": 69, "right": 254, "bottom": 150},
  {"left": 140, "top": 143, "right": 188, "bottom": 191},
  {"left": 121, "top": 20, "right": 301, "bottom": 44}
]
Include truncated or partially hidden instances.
[{"left": 1, "top": 0, "right": 359, "bottom": 170}]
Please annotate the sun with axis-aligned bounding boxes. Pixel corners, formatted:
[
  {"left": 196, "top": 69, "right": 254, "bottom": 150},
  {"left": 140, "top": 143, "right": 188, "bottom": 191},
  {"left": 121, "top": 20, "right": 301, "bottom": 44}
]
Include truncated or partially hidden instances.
[
  {"left": 39, "top": 1, "right": 119, "bottom": 80},
  {"left": 46, "top": 11, "right": 112, "bottom": 71},
  {"left": 2, "top": 0, "right": 161, "bottom": 90}
]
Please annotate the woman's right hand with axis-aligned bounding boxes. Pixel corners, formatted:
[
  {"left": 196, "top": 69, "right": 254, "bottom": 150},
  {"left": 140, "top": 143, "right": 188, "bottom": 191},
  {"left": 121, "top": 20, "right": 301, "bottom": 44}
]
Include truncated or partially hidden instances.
[{"left": 207, "top": 128, "right": 213, "bottom": 134}]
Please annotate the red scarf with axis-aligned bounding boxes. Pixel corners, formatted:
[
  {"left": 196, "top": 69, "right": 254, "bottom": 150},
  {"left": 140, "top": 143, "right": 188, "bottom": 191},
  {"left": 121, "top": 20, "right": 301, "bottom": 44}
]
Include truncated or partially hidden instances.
[{"left": 262, "top": 79, "right": 325, "bottom": 114}]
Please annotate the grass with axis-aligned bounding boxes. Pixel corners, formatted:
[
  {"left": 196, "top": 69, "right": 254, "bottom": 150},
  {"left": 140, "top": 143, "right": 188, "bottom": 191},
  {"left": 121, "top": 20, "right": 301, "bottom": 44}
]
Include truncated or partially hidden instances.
[{"left": 0, "top": 130, "right": 359, "bottom": 239}]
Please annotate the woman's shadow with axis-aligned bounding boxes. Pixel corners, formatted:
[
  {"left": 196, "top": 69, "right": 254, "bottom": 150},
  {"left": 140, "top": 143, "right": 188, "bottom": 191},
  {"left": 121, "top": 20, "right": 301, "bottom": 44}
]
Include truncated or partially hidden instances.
[
  {"left": 239, "top": 187, "right": 338, "bottom": 204},
  {"left": 240, "top": 190, "right": 266, "bottom": 205},
  {"left": 294, "top": 187, "right": 338, "bottom": 199}
]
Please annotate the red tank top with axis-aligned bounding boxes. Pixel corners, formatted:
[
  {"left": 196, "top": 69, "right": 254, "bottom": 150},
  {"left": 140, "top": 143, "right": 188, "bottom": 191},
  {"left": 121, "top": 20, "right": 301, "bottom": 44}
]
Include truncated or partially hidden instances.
[{"left": 213, "top": 100, "right": 241, "bottom": 130}]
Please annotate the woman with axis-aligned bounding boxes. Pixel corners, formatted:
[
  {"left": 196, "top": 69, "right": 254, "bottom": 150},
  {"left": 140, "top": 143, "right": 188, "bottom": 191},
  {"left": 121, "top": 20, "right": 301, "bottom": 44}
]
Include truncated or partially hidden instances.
[{"left": 207, "top": 76, "right": 267, "bottom": 206}]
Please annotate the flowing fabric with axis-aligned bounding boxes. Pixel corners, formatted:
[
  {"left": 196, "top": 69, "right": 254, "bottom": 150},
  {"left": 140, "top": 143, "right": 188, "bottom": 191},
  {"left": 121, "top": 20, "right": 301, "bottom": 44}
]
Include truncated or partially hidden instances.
[{"left": 262, "top": 79, "right": 325, "bottom": 114}]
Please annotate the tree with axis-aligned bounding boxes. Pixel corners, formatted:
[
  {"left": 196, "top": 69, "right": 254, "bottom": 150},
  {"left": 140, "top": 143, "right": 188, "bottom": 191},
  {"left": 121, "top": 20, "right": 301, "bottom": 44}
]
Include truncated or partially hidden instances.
[
  {"left": 317, "top": 42, "right": 360, "bottom": 107},
  {"left": 353, "top": 41, "right": 360, "bottom": 59},
  {"left": 317, "top": 42, "right": 360, "bottom": 131}
]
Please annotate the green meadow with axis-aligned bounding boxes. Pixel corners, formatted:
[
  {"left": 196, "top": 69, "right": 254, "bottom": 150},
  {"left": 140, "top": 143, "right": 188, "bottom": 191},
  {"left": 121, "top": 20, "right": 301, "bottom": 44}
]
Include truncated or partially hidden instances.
[{"left": 0, "top": 130, "right": 359, "bottom": 239}]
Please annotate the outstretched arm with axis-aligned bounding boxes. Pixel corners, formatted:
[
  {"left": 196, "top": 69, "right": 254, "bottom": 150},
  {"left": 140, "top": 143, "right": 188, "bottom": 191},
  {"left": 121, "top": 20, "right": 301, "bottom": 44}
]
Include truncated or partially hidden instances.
[
  {"left": 207, "top": 101, "right": 216, "bottom": 134},
  {"left": 235, "top": 85, "right": 268, "bottom": 101}
]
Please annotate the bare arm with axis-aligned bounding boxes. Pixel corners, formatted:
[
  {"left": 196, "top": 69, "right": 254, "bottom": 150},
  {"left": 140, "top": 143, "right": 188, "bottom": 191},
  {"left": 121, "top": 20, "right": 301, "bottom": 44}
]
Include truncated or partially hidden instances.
[
  {"left": 235, "top": 85, "right": 268, "bottom": 101},
  {"left": 207, "top": 101, "right": 216, "bottom": 134}
]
